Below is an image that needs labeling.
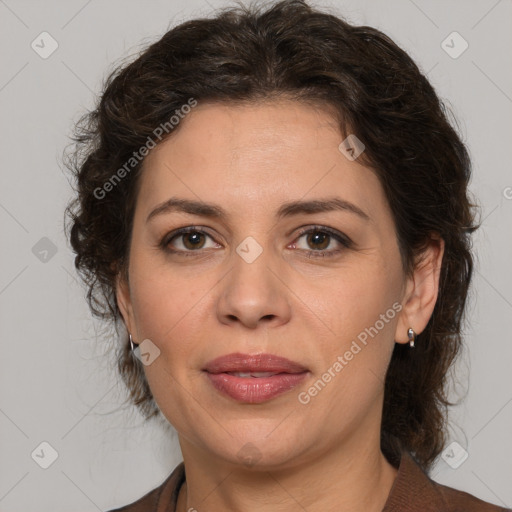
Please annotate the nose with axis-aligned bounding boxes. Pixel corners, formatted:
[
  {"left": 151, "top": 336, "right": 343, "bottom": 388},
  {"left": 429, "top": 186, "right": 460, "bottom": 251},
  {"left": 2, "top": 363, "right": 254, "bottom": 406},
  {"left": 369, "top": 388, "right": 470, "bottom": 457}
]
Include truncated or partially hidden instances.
[{"left": 216, "top": 246, "right": 292, "bottom": 330}]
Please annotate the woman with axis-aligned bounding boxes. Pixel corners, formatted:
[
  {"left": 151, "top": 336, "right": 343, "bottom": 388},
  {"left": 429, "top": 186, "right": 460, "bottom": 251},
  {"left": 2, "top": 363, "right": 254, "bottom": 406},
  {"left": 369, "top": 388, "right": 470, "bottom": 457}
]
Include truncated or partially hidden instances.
[{"left": 64, "top": 1, "right": 509, "bottom": 510}]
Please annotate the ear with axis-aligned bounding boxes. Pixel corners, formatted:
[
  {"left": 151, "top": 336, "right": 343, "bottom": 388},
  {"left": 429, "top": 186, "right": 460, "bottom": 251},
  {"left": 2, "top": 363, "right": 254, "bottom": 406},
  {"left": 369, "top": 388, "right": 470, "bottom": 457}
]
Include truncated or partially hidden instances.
[
  {"left": 395, "top": 236, "right": 445, "bottom": 344},
  {"left": 115, "top": 268, "right": 137, "bottom": 338}
]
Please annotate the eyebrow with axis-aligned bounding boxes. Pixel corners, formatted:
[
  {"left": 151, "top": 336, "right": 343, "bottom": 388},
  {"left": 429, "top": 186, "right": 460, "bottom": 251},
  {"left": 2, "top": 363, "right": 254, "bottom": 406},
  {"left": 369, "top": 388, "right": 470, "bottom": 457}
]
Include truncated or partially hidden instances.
[{"left": 146, "top": 196, "right": 370, "bottom": 224}]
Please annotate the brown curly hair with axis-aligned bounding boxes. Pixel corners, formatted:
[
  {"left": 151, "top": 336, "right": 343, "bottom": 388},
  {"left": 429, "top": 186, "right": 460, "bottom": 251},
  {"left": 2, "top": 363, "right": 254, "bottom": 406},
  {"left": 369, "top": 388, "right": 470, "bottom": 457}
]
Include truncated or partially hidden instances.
[{"left": 64, "top": 0, "right": 478, "bottom": 472}]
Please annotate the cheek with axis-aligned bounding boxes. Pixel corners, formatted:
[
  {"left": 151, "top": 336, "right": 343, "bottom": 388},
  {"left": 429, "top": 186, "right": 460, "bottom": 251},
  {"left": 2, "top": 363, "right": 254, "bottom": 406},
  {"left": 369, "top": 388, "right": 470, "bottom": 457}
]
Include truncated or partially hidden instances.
[
  {"left": 130, "top": 245, "right": 190, "bottom": 321},
  {"left": 128, "top": 259, "right": 211, "bottom": 434},
  {"left": 297, "top": 266, "right": 400, "bottom": 408},
  {"left": 128, "top": 251, "right": 218, "bottom": 370},
  {"left": 304, "top": 256, "right": 403, "bottom": 393},
  {"left": 320, "top": 262, "right": 401, "bottom": 339}
]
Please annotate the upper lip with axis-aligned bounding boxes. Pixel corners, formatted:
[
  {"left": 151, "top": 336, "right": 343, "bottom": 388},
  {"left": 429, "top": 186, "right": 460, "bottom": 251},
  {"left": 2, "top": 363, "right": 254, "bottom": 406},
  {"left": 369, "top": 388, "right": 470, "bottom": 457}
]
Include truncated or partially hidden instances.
[{"left": 203, "top": 353, "right": 308, "bottom": 374}]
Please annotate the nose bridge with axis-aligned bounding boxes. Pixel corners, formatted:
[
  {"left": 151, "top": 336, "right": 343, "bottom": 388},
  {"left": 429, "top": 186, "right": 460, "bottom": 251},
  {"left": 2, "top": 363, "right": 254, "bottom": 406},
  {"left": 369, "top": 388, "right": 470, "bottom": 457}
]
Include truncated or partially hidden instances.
[
  {"left": 216, "top": 232, "right": 291, "bottom": 328},
  {"left": 231, "top": 233, "right": 276, "bottom": 301}
]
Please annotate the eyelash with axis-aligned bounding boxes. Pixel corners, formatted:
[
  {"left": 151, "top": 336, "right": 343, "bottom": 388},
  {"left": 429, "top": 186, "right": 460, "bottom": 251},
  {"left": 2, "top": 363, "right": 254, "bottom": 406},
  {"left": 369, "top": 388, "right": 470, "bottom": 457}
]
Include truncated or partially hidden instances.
[{"left": 160, "top": 225, "right": 352, "bottom": 259}]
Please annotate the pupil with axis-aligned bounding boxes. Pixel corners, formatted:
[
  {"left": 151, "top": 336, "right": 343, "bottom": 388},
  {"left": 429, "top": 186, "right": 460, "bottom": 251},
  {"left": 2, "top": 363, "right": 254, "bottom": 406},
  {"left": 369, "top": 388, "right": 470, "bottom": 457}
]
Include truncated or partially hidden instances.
[
  {"left": 185, "top": 232, "right": 203, "bottom": 248},
  {"left": 309, "top": 232, "right": 328, "bottom": 250}
]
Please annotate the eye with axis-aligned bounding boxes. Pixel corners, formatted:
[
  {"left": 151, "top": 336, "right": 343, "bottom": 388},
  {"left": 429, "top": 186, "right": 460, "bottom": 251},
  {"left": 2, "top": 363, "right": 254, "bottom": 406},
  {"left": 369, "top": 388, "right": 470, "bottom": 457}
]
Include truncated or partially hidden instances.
[
  {"left": 291, "top": 226, "right": 352, "bottom": 258},
  {"left": 163, "top": 227, "right": 220, "bottom": 255},
  {"left": 160, "top": 225, "right": 352, "bottom": 258}
]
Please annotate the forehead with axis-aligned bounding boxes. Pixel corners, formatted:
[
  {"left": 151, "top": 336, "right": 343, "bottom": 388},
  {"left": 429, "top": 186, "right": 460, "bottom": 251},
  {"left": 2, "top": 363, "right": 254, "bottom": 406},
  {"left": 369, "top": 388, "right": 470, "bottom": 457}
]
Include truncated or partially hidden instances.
[
  {"left": 146, "top": 100, "right": 342, "bottom": 164},
  {"left": 135, "top": 100, "right": 387, "bottom": 224}
]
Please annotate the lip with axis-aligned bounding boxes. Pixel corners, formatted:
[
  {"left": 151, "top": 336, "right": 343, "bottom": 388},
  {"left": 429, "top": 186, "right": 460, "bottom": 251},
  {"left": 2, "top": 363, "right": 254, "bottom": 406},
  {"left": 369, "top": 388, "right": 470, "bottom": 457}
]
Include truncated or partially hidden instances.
[
  {"left": 203, "top": 353, "right": 309, "bottom": 403},
  {"left": 204, "top": 352, "right": 308, "bottom": 374}
]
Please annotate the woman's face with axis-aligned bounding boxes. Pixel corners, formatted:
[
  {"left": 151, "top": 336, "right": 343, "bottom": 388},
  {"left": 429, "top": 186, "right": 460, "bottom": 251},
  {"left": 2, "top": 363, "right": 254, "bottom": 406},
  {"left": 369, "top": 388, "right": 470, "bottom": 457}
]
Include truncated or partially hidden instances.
[{"left": 117, "top": 100, "right": 416, "bottom": 469}]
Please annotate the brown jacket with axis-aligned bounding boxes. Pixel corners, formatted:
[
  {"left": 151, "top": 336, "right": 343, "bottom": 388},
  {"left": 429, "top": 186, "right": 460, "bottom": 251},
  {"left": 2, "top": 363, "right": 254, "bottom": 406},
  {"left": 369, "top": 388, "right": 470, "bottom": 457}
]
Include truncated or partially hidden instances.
[{"left": 108, "top": 451, "right": 510, "bottom": 511}]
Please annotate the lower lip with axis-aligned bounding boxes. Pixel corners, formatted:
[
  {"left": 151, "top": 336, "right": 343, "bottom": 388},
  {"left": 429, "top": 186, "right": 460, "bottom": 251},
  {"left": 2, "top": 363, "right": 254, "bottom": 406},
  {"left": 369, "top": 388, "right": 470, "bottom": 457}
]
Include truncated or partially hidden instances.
[{"left": 205, "top": 372, "right": 308, "bottom": 403}]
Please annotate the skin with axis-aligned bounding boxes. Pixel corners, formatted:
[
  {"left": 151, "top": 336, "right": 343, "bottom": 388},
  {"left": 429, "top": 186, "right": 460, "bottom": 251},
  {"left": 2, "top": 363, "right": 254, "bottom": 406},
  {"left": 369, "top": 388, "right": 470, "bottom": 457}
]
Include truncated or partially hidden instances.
[{"left": 116, "top": 100, "right": 444, "bottom": 512}]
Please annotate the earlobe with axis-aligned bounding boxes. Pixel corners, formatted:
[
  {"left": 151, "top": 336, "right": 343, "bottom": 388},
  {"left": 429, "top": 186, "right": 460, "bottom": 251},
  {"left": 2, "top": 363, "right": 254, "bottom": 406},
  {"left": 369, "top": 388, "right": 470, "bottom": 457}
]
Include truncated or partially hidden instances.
[{"left": 394, "top": 237, "right": 445, "bottom": 344}]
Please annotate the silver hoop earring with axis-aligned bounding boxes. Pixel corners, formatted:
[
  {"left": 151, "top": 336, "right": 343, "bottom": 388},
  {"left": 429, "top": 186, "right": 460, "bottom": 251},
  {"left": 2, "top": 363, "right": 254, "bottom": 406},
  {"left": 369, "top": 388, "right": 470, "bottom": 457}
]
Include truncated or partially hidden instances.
[
  {"left": 407, "top": 328, "right": 416, "bottom": 348},
  {"left": 129, "top": 333, "right": 136, "bottom": 352}
]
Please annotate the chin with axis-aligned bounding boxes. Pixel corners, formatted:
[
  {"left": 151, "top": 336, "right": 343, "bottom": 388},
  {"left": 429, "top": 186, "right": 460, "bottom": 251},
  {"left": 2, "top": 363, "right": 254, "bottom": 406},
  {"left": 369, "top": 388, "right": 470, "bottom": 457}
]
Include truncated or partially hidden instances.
[{"left": 208, "top": 427, "right": 309, "bottom": 471}]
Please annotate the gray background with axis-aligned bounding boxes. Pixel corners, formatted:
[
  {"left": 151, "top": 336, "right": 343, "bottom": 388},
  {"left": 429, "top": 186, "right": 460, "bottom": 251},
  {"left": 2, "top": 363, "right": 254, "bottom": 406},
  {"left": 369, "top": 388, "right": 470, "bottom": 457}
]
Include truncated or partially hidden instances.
[{"left": 0, "top": 0, "right": 511, "bottom": 510}]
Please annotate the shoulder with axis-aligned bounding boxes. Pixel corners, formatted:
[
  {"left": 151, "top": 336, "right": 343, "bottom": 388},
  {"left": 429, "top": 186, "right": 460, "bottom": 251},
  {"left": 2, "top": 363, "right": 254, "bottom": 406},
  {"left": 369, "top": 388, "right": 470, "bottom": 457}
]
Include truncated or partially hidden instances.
[
  {"left": 105, "top": 462, "right": 185, "bottom": 512},
  {"left": 432, "top": 479, "right": 510, "bottom": 511},
  {"left": 106, "top": 486, "right": 160, "bottom": 512},
  {"left": 383, "top": 451, "right": 510, "bottom": 512}
]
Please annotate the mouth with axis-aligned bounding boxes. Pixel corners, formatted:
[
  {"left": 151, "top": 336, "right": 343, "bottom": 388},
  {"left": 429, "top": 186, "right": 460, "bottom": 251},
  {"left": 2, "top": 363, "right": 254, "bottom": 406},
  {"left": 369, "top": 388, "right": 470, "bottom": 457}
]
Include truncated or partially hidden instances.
[
  {"left": 203, "top": 353, "right": 309, "bottom": 403},
  {"left": 223, "top": 371, "right": 285, "bottom": 378}
]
